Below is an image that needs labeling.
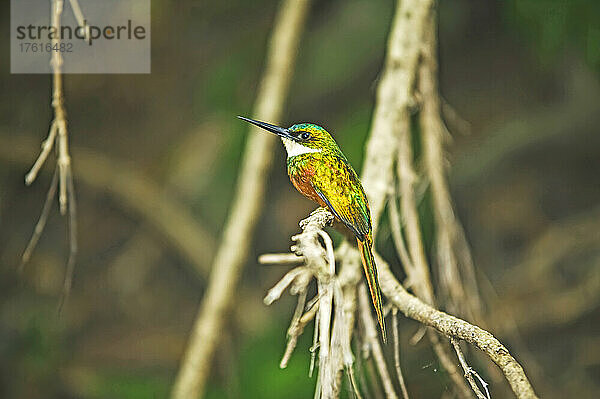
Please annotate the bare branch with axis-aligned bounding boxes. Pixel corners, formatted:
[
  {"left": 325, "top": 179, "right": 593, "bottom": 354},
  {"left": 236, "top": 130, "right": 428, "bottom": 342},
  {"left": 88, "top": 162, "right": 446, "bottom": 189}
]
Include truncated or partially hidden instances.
[
  {"left": 259, "top": 253, "right": 305, "bottom": 265},
  {"left": 264, "top": 208, "right": 360, "bottom": 398},
  {"left": 58, "top": 167, "right": 77, "bottom": 312},
  {"left": 24, "top": 122, "right": 58, "bottom": 186},
  {"left": 360, "top": 0, "right": 435, "bottom": 232},
  {"left": 280, "top": 292, "right": 315, "bottom": 369},
  {"left": 441, "top": 97, "right": 472, "bottom": 136},
  {"left": 49, "top": 0, "right": 71, "bottom": 215},
  {"left": 20, "top": 166, "right": 59, "bottom": 270},
  {"left": 396, "top": 80, "right": 434, "bottom": 305},
  {"left": 67, "top": 0, "right": 90, "bottom": 42},
  {"left": 359, "top": 285, "right": 398, "bottom": 399},
  {"left": 317, "top": 274, "right": 334, "bottom": 397},
  {"left": 451, "top": 339, "right": 490, "bottom": 399},
  {"left": 22, "top": 0, "right": 80, "bottom": 305},
  {"left": 388, "top": 192, "right": 416, "bottom": 280},
  {"left": 392, "top": 308, "right": 410, "bottom": 399},
  {"left": 264, "top": 266, "right": 311, "bottom": 305}
]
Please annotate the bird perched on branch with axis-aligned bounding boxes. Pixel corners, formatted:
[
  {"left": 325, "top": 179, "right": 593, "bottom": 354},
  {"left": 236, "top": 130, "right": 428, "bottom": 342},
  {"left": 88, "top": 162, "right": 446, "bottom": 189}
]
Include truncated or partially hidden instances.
[{"left": 238, "top": 116, "right": 386, "bottom": 341}]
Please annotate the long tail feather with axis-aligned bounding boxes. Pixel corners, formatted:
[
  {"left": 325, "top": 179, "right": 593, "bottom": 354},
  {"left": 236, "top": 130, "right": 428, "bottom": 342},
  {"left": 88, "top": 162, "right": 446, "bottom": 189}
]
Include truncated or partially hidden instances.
[{"left": 357, "top": 237, "right": 386, "bottom": 342}]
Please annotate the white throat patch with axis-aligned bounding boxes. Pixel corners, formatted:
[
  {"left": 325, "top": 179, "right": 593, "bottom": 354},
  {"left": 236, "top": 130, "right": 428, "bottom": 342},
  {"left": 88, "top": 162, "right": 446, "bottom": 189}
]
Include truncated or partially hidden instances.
[{"left": 281, "top": 138, "right": 322, "bottom": 158}]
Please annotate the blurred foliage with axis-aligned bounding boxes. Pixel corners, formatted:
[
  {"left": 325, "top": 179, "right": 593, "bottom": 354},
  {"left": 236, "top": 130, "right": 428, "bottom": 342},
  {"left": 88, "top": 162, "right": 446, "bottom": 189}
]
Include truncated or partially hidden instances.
[
  {"left": 506, "top": 0, "right": 600, "bottom": 69},
  {"left": 1, "top": 0, "right": 599, "bottom": 398}
]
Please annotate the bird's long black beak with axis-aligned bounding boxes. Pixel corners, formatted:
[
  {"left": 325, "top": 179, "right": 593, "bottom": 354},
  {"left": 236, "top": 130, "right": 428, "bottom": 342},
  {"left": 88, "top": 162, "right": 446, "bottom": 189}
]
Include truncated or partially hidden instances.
[{"left": 237, "top": 116, "right": 292, "bottom": 139}]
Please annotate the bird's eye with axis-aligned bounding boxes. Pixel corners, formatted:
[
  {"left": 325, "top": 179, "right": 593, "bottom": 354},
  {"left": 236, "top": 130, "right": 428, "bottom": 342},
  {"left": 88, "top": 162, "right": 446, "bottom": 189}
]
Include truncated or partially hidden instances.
[{"left": 300, "top": 132, "right": 311, "bottom": 140}]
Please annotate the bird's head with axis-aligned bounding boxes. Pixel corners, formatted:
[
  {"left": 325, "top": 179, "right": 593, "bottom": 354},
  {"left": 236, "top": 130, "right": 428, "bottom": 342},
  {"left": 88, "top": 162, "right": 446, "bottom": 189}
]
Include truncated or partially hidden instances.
[{"left": 238, "top": 116, "right": 339, "bottom": 158}]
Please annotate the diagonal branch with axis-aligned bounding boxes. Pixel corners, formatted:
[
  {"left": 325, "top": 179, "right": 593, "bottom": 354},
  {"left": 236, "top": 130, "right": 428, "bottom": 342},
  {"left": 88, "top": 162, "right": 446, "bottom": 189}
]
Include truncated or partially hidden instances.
[
  {"left": 376, "top": 252, "right": 539, "bottom": 399},
  {"left": 170, "top": 1, "right": 313, "bottom": 397},
  {"left": 451, "top": 338, "right": 490, "bottom": 399}
]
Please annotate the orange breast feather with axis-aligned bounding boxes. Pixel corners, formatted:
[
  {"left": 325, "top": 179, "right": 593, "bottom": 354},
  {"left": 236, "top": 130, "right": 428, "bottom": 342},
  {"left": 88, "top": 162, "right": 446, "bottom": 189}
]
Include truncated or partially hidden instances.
[{"left": 289, "top": 165, "right": 327, "bottom": 207}]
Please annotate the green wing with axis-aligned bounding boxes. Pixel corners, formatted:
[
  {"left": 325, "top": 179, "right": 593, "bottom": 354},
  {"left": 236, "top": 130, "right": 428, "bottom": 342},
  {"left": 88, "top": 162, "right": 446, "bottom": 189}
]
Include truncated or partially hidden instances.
[
  {"left": 311, "top": 156, "right": 386, "bottom": 340},
  {"left": 311, "top": 156, "right": 372, "bottom": 240}
]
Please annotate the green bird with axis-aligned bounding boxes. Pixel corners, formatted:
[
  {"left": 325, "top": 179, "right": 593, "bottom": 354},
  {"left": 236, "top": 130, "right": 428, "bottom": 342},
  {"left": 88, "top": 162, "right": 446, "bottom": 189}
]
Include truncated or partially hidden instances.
[{"left": 238, "top": 116, "right": 386, "bottom": 341}]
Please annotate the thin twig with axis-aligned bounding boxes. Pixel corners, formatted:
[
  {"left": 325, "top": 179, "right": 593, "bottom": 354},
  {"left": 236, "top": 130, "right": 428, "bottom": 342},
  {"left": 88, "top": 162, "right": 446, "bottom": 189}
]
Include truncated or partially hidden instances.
[
  {"left": 67, "top": 0, "right": 90, "bottom": 42},
  {"left": 388, "top": 191, "right": 416, "bottom": 280},
  {"left": 24, "top": 122, "right": 58, "bottom": 186},
  {"left": 289, "top": 288, "right": 308, "bottom": 334},
  {"left": 259, "top": 253, "right": 304, "bottom": 265},
  {"left": 58, "top": 167, "right": 77, "bottom": 313},
  {"left": 346, "top": 367, "right": 363, "bottom": 399},
  {"left": 358, "top": 285, "right": 398, "bottom": 399},
  {"left": 310, "top": 305, "right": 320, "bottom": 378},
  {"left": 263, "top": 266, "right": 310, "bottom": 305},
  {"left": 451, "top": 338, "right": 490, "bottom": 399},
  {"left": 22, "top": 0, "right": 79, "bottom": 305},
  {"left": 261, "top": 231, "right": 324, "bottom": 371},
  {"left": 318, "top": 230, "right": 336, "bottom": 276},
  {"left": 392, "top": 308, "right": 410, "bottom": 399},
  {"left": 441, "top": 97, "right": 472, "bottom": 136},
  {"left": 20, "top": 166, "right": 59, "bottom": 271},
  {"left": 337, "top": 250, "right": 362, "bottom": 397},
  {"left": 317, "top": 278, "right": 334, "bottom": 397},
  {"left": 280, "top": 295, "right": 317, "bottom": 369},
  {"left": 396, "top": 90, "right": 434, "bottom": 305}
]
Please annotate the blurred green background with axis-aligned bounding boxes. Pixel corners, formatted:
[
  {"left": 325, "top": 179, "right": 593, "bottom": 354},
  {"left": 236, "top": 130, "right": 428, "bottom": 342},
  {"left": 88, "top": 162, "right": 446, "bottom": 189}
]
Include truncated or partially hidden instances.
[{"left": 1, "top": 0, "right": 599, "bottom": 398}]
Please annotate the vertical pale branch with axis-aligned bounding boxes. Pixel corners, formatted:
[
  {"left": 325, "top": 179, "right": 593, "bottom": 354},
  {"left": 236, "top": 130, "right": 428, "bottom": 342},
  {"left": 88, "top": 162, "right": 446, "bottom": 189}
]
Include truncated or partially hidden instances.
[
  {"left": 390, "top": 8, "right": 473, "bottom": 398},
  {"left": 22, "top": 0, "right": 78, "bottom": 304},
  {"left": 316, "top": 242, "right": 334, "bottom": 398},
  {"left": 419, "top": 11, "right": 482, "bottom": 321},
  {"left": 359, "top": 285, "right": 398, "bottom": 399},
  {"left": 417, "top": 13, "right": 489, "bottom": 397},
  {"left": 25, "top": 0, "right": 73, "bottom": 212},
  {"left": 263, "top": 209, "right": 354, "bottom": 399},
  {"left": 392, "top": 308, "right": 410, "bottom": 399},
  {"left": 396, "top": 99, "right": 434, "bottom": 304},
  {"left": 170, "top": 1, "right": 312, "bottom": 398},
  {"left": 360, "top": 0, "right": 434, "bottom": 233},
  {"left": 358, "top": 1, "right": 472, "bottom": 397}
]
